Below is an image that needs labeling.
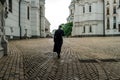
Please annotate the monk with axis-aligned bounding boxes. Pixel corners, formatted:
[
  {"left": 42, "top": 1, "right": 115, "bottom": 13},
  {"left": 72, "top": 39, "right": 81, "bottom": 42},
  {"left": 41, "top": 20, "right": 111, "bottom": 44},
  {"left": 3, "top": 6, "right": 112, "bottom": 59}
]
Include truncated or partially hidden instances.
[{"left": 53, "top": 25, "right": 64, "bottom": 59}]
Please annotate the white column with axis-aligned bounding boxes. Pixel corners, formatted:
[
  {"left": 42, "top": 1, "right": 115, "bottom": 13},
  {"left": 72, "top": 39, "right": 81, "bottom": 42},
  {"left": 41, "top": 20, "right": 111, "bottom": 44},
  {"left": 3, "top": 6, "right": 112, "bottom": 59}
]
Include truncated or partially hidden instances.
[{"left": 39, "top": 1, "right": 45, "bottom": 38}]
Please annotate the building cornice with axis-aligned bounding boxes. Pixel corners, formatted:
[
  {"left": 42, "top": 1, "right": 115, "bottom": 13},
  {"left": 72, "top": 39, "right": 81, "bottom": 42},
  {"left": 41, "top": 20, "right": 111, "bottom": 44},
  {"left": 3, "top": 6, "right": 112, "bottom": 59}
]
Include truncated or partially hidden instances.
[
  {"left": 75, "top": 20, "right": 103, "bottom": 26},
  {"left": 78, "top": 0, "right": 98, "bottom": 6}
]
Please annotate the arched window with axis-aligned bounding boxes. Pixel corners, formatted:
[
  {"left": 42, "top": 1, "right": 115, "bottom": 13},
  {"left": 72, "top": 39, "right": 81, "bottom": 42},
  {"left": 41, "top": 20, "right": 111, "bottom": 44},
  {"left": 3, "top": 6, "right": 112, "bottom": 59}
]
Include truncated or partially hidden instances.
[
  {"left": 83, "top": 6, "right": 85, "bottom": 13},
  {"left": 114, "top": 0, "right": 116, "bottom": 4},
  {"left": 107, "top": 18, "right": 110, "bottom": 29},
  {"left": 9, "top": 0, "right": 12, "bottom": 12},
  {"left": 113, "top": 6, "right": 116, "bottom": 14},
  {"left": 89, "top": 25, "right": 92, "bottom": 32},
  {"left": 83, "top": 26, "right": 85, "bottom": 33},
  {"left": 107, "top": 1, "right": 109, "bottom": 5},
  {"left": 107, "top": 7, "right": 109, "bottom": 15},
  {"left": 113, "top": 16, "right": 116, "bottom": 29},
  {"left": 27, "top": 6, "right": 30, "bottom": 20},
  {"left": 89, "top": 5, "right": 91, "bottom": 12}
]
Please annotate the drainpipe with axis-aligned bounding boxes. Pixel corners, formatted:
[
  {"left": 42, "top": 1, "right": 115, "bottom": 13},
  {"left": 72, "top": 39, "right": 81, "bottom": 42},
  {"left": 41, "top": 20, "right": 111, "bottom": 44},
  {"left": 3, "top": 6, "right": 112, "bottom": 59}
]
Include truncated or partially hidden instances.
[
  {"left": 19, "top": 0, "right": 22, "bottom": 39},
  {"left": 103, "top": 0, "right": 105, "bottom": 36},
  {"left": 39, "top": 0, "right": 42, "bottom": 38}
]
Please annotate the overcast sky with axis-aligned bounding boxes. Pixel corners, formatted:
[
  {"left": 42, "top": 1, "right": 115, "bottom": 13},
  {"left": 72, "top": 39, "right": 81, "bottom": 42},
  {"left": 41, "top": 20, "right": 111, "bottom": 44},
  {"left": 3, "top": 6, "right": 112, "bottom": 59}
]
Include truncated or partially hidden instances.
[{"left": 45, "top": 0, "right": 71, "bottom": 32}]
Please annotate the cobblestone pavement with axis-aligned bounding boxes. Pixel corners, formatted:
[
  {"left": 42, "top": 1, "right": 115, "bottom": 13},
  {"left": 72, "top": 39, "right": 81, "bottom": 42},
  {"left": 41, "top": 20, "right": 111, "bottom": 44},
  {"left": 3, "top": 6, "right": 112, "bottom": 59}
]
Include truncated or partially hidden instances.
[{"left": 0, "top": 37, "right": 120, "bottom": 80}]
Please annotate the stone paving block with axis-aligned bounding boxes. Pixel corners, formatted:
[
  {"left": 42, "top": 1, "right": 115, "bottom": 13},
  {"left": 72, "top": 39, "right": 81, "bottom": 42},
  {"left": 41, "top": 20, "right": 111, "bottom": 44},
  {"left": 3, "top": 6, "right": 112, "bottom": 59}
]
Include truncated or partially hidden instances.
[{"left": 0, "top": 38, "right": 120, "bottom": 80}]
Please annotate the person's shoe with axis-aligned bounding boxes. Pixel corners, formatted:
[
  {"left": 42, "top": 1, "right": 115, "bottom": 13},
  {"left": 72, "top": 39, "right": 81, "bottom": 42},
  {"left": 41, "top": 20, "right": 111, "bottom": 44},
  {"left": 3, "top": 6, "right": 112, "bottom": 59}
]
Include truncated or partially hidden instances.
[{"left": 58, "top": 55, "right": 60, "bottom": 59}]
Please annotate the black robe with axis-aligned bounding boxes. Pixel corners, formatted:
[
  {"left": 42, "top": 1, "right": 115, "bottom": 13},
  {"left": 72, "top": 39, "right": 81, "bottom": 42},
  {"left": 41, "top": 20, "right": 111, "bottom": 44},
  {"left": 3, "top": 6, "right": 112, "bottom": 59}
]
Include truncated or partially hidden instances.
[{"left": 53, "top": 29, "right": 64, "bottom": 54}]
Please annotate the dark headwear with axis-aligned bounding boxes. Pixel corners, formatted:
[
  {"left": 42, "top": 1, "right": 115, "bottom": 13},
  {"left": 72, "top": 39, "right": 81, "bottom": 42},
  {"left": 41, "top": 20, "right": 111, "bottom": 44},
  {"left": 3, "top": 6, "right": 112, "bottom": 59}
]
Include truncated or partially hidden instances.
[{"left": 59, "top": 25, "right": 62, "bottom": 29}]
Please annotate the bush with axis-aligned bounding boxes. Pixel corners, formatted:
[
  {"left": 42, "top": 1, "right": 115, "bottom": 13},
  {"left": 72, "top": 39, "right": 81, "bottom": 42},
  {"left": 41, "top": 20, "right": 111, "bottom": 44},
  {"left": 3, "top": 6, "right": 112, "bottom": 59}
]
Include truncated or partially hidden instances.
[{"left": 62, "top": 22, "right": 73, "bottom": 37}]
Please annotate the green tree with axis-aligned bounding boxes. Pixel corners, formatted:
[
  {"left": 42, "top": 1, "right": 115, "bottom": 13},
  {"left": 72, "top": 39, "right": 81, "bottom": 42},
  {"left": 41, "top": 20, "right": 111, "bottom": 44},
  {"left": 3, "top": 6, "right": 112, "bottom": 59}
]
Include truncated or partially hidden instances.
[{"left": 61, "top": 22, "right": 73, "bottom": 37}]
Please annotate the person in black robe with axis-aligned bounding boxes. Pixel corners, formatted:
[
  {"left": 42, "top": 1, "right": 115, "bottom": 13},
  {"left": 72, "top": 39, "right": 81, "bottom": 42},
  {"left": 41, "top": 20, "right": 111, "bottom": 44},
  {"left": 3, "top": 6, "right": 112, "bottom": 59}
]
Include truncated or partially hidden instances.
[{"left": 53, "top": 25, "right": 64, "bottom": 59}]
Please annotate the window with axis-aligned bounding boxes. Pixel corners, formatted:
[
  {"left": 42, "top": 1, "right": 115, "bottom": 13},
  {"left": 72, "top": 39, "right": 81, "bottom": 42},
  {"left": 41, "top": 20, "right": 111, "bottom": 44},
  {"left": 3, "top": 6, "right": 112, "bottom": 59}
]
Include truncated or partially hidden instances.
[
  {"left": 113, "top": 16, "right": 116, "bottom": 29},
  {"left": 114, "top": 0, "right": 116, "bottom": 4},
  {"left": 27, "top": 6, "right": 30, "bottom": 20},
  {"left": 83, "top": 6, "right": 85, "bottom": 13},
  {"left": 83, "top": 26, "right": 85, "bottom": 33},
  {"left": 113, "top": 16, "right": 116, "bottom": 23},
  {"left": 113, "top": 23, "right": 116, "bottom": 29},
  {"left": 89, "top": 26, "right": 92, "bottom": 32},
  {"left": 107, "top": 7, "right": 109, "bottom": 15},
  {"left": 45, "top": 28, "right": 48, "bottom": 31},
  {"left": 9, "top": 0, "right": 12, "bottom": 12},
  {"left": 71, "top": 10, "right": 72, "bottom": 15},
  {"left": 113, "top": 6, "right": 116, "bottom": 14},
  {"left": 107, "top": 1, "right": 109, "bottom": 5},
  {"left": 89, "top": 5, "right": 91, "bottom": 12},
  {"left": 107, "top": 18, "right": 110, "bottom": 29},
  {"left": 10, "top": 27, "right": 13, "bottom": 33}
]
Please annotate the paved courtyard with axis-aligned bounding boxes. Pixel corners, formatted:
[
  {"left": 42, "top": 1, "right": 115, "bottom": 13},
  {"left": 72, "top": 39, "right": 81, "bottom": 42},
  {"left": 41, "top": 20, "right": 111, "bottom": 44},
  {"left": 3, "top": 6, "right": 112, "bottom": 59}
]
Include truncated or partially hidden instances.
[{"left": 0, "top": 37, "right": 120, "bottom": 80}]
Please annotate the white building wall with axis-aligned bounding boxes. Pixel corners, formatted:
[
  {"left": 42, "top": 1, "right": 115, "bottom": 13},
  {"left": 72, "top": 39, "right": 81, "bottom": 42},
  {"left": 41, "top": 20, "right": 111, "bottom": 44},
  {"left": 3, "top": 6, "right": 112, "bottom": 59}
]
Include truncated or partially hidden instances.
[
  {"left": 5, "top": 0, "right": 19, "bottom": 39},
  {"left": 96, "top": 22, "right": 103, "bottom": 34},
  {"left": 31, "top": 0, "right": 40, "bottom": 37},
  {"left": 31, "top": 8, "right": 40, "bottom": 37},
  {"left": 4, "top": 0, "right": 48, "bottom": 39},
  {"left": 72, "top": 0, "right": 103, "bottom": 36},
  {"left": 31, "top": 0, "right": 46, "bottom": 38},
  {"left": 21, "top": 1, "right": 31, "bottom": 38},
  {"left": 67, "top": 0, "right": 75, "bottom": 23},
  {"left": 72, "top": 2, "right": 80, "bottom": 36},
  {"left": 105, "top": 0, "right": 120, "bottom": 35}
]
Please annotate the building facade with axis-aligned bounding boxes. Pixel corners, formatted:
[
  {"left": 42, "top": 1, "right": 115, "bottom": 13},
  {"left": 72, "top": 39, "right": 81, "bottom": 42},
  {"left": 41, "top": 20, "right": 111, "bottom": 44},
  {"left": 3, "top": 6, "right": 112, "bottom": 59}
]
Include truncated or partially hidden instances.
[
  {"left": 0, "top": 0, "right": 8, "bottom": 58},
  {"left": 20, "top": 0, "right": 31, "bottom": 38},
  {"left": 67, "top": 0, "right": 75, "bottom": 23},
  {"left": 5, "top": 0, "right": 32, "bottom": 39},
  {"left": 31, "top": 0, "right": 40, "bottom": 37},
  {"left": 39, "top": 0, "right": 46, "bottom": 37},
  {"left": 4, "top": 0, "right": 50, "bottom": 39},
  {"left": 0, "top": 1, "right": 4, "bottom": 58},
  {"left": 71, "top": 0, "right": 120, "bottom": 37},
  {"left": 31, "top": 0, "right": 47, "bottom": 38},
  {"left": 45, "top": 17, "right": 51, "bottom": 37},
  {"left": 5, "top": 0, "right": 20, "bottom": 39},
  {"left": 105, "top": 0, "right": 120, "bottom": 36}
]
